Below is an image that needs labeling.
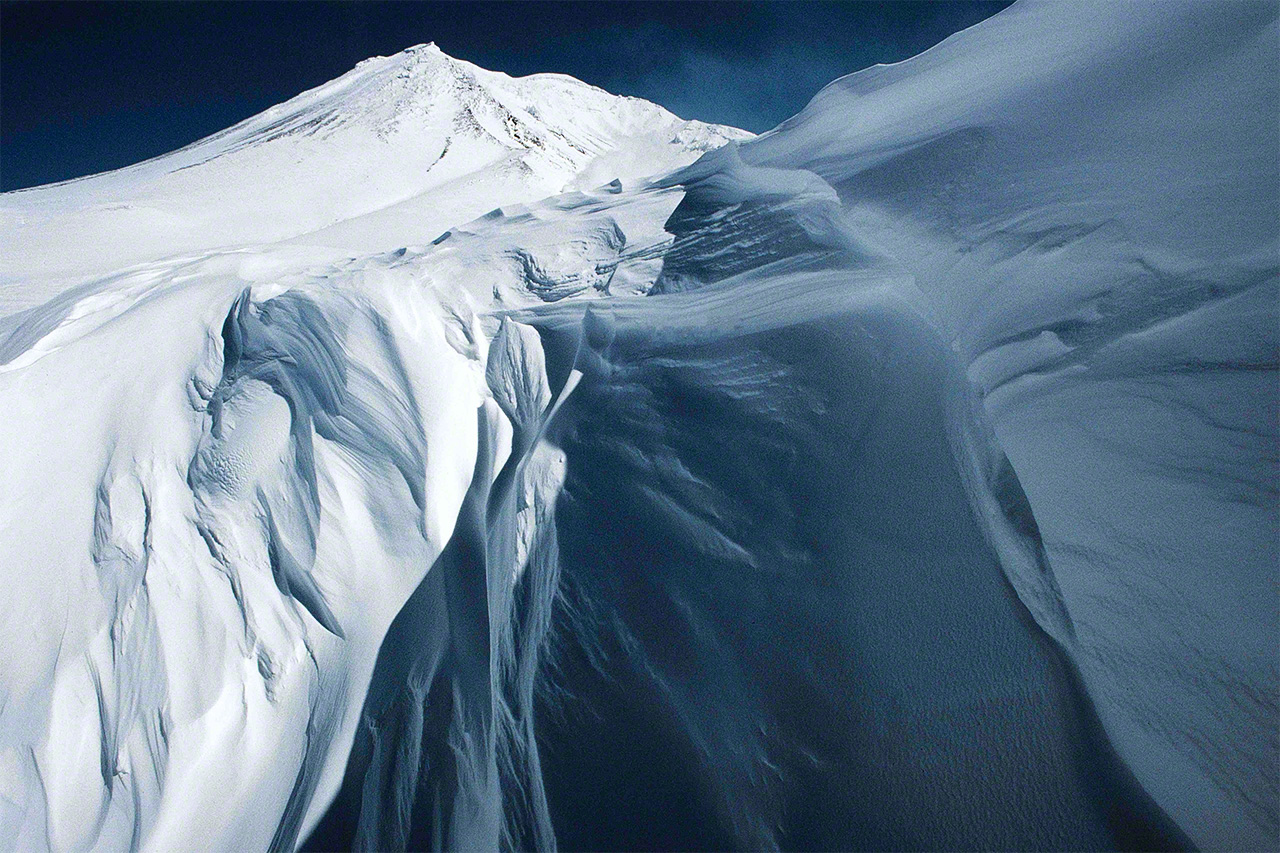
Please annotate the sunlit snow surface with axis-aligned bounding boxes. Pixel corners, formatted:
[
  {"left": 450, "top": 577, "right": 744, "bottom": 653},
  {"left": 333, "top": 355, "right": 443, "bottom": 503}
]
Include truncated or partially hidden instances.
[{"left": 1, "top": 1, "right": 1276, "bottom": 850}]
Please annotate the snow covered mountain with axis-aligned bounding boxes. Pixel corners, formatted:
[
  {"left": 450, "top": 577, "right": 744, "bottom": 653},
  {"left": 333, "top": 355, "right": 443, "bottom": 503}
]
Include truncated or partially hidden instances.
[
  {"left": 1, "top": 2, "right": 1276, "bottom": 851},
  {"left": 0, "top": 42, "right": 748, "bottom": 310}
]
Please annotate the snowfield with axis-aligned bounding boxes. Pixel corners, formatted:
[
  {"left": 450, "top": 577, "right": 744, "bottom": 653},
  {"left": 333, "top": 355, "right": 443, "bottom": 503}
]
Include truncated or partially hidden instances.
[{"left": 0, "top": 1, "right": 1276, "bottom": 851}]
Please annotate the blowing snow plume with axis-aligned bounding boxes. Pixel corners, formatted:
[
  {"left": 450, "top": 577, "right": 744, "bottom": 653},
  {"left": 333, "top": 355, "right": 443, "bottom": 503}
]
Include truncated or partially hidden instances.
[{"left": 0, "top": 1, "right": 1276, "bottom": 851}]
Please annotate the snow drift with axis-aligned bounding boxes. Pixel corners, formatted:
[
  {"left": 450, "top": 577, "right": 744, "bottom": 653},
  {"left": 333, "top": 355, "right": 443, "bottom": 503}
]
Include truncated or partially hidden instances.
[{"left": 0, "top": 1, "right": 1276, "bottom": 850}]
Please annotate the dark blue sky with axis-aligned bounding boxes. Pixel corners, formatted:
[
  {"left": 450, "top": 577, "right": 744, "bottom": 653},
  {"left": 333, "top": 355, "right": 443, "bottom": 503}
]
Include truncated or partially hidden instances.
[{"left": 0, "top": 1, "right": 1010, "bottom": 191}]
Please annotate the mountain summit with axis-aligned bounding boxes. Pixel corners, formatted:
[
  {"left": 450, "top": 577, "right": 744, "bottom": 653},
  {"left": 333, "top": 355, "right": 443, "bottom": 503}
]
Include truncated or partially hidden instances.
[{"left": 0, "top": 44, "right": 749, "bottom": 303}]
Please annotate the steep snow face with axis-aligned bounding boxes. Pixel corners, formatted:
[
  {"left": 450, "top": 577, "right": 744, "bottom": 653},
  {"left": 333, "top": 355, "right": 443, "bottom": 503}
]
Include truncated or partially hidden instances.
[
  {"left": 0, "top": 42, "right": 748, "bottom": 308},
  {"left": 1, "top": 2, "right": 1277, "bottom": 852},
  {"left": 726, "top": 3, "right": 1280, "bottom": 847},
  {"left": 0, "top": 252, "right": 495, "bottom": 850}
]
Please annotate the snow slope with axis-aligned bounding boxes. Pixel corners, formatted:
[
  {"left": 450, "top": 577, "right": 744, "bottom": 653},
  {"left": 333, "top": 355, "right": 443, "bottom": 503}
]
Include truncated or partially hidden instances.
[
  {"left": 1, "top": 2, "right": 1276, "bottom": 851},
  {"left": 0, "top": 42, "right": 748, "bottom": 310}
]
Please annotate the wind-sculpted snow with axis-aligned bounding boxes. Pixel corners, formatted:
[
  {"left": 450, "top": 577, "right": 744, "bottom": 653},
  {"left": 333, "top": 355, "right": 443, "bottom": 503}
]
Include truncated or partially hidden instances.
[
  {"left": 1, "top": 0, "right": 1276, "bottom": 850},
  {"left": 0, "top": 256, "right": 497, "bottom": 849},
  {"left": 726, "top": 3, "right": 1279, "bottom": 846}
]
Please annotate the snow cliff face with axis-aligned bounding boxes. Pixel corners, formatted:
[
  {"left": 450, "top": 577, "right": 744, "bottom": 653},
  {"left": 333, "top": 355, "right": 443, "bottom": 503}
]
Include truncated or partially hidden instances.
[
  {"left": 734, "top": 4, "right": 1279, "bottom": 846},
  {"left": 1, "top": 2, "right": 1277, "bottom": 851}
]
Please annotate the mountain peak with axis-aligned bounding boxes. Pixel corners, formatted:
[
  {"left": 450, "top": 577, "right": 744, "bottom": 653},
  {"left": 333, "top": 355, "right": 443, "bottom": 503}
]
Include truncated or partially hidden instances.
[
  {"left": 395, "top": 41, "right": 452, "bottom": 67},
  {"left": 0, "top": 42, "right": 751, "bottom": 282},
  {"left": 378, "top": 41, "right": 469, "bottom": 85}
]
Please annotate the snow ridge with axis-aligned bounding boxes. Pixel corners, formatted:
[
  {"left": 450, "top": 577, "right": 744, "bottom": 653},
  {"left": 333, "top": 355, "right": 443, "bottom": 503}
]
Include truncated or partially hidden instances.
[{"left": 0, "top": 44, "right": 749, "bottom": 305}]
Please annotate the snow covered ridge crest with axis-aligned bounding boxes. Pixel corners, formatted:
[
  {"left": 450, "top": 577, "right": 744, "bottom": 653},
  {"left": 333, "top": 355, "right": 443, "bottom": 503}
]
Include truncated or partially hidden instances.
[
  {"left": 1, "top": 1, "right": 1278, "bottom": 850},
  {"left": 0, "top": 43, "right": 750, "bottom": 303}
]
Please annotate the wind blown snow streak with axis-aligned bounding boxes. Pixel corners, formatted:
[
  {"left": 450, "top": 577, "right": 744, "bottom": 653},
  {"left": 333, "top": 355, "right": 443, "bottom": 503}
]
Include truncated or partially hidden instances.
[{"left": 0, "top": 1, "right": 1276, "bottom": 850}]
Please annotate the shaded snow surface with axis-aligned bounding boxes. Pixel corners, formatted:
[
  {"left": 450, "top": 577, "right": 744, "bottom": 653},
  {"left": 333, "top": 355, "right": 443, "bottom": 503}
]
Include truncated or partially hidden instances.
[{"left": 1, "top": 1, "right": 1276, "bottom": 850}]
